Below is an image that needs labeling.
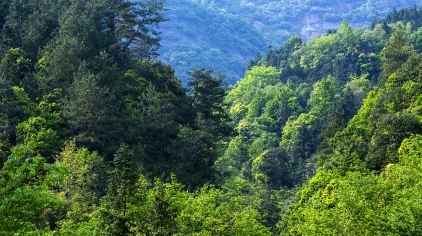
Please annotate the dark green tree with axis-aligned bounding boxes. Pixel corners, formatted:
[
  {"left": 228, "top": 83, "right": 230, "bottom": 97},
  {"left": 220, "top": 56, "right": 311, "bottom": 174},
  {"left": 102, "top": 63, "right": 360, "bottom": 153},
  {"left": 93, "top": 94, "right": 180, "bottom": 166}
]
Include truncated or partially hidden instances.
[
  {"left": 167, "top": 127, "right": 217, "bottom": 188},
  {"left": 188, "top": 68, "right": 230, "bottom": 138},
  {"left": 165, "top": 69, "right": 231, "bottom": 187},
  {"left": 63, "top": 68, "right": 124, "bottom": 159},
  {"left": 0, "top": 48, "right": 36, "bottom": 160},
  {"left": 252, "top": 148, "right": 293, "bottom": 188},
  {"left": 380, "top": 24, "right": 415, "bottom": 76}
]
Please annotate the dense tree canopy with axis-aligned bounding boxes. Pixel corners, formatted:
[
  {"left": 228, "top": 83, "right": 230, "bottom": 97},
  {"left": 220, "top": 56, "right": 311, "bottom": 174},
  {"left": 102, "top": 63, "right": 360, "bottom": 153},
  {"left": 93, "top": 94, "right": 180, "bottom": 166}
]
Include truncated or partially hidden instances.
[
  {"left": 0, "top": 2, "right": 421, "bottom": 235},
  {"left": 159, "top": 1, "right": 420, "bottom": 84}
]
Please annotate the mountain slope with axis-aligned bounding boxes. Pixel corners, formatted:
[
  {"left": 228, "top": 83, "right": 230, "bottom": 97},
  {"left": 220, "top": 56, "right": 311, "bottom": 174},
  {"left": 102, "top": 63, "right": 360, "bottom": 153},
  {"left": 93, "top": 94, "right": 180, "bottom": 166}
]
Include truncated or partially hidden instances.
[{"left": 159, "top": 0, "right": 422, "bottom": 84}]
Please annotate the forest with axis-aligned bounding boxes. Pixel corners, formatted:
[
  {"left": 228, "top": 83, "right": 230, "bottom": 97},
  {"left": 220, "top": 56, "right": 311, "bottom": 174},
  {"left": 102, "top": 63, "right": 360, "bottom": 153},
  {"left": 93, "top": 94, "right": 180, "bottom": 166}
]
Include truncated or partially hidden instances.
[
  {"left": 0, "top": 0, "right": 421, "bottom": 235},
  {"left": 159, "top": 0, "right": 422, "bottom": 84}
]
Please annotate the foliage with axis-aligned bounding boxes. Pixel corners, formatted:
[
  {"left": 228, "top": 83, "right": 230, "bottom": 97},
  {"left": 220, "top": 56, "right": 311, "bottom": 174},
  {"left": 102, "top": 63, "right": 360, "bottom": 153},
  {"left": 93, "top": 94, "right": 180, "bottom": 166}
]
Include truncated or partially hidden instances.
[
  {"left": 0, "top": 145, "right": 63, "bottom": 234},
  {"left": 282, "top": 28, "right": 422, "bottom": 234},
  {"left": 0, "top": 3, "right": 421, "bottom": 235},
  {"left": 55, "top": 141, "right": 106, "bottom": 234},
  {"left": 159, "top": 1, "right": 420, "bottom": 84},
  {"left": 380, "top": 23, "right": 415, "bottom": 76},
  {"left": 283, "top": 135, "right": 422, "bottom": 235}
]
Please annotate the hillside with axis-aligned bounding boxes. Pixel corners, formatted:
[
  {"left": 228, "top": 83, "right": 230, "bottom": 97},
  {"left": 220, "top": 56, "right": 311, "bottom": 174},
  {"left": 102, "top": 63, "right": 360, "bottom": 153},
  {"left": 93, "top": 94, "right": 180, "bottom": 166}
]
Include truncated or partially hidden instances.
[
  {"left": 159, "top": 0, "right": 422, "bottom": 84},
  {"left": 0, "top": 1, "right": 421, "bottom": 235}
]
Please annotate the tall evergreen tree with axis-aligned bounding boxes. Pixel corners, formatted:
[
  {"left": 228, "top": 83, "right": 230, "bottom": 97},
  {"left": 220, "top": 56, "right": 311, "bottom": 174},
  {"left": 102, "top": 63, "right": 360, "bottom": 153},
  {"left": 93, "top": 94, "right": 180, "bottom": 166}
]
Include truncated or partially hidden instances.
[
  {"left": 188, "top": 69, "right": 230, "bottom": 139},
  {"left": 63, "top": 68, "right": 124, "bottom": 159},
  {"left": 380, "top": 24, "right": 415, "bottom": 76}
]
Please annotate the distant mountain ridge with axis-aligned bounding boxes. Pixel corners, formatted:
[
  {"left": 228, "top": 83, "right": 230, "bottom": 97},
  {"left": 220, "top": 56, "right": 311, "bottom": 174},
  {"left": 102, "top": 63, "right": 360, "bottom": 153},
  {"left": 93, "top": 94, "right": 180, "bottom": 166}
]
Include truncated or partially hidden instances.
[{"left": 159, "top": 0, "right": 422, "bottom": 84}]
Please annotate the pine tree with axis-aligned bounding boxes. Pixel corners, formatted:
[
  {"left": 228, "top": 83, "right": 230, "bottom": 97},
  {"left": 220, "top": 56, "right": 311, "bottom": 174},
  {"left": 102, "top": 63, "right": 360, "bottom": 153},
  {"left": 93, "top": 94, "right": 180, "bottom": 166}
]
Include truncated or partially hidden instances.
[
  {"left": 188, "top": 68, "right": 230, "bottom": 139},
  {"left": 63, "top": 67, "right": 124, "bottom": 159},
  {"left": 380, "top": 24, "right": 415, "bottom": 76}
]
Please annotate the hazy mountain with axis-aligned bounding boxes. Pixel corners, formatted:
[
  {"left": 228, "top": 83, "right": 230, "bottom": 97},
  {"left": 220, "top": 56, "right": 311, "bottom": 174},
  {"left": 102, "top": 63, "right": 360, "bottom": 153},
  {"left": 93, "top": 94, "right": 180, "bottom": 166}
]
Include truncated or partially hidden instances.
[{"left": 159, "top": 0, "right": 422, "bottom": 84}]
